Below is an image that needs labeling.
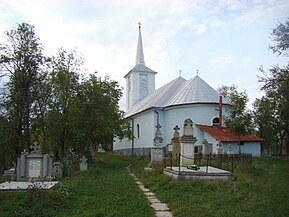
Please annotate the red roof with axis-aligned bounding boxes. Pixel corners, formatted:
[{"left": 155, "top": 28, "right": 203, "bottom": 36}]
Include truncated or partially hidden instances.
[{"left": 195, "top": 124, "right": 265, "bottom": 142}]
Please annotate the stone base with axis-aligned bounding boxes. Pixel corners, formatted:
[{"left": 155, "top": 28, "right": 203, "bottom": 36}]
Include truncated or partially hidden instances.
[
  {"left": 151, "top": 147, "right": 163, "bottom": 163},
  {"left": 163, "top": 166, "right": 233, "bottom": 180}
]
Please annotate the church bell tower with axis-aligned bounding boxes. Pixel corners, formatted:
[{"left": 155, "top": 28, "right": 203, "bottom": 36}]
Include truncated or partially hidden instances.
[{"left": 124, "top": 23, "right": 157, "bottom": 111}]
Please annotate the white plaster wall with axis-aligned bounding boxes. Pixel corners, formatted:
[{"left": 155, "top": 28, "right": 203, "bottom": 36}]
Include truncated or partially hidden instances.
[
  {"left": 133, "top": 111, "right": 155, "bottom": 148},
  {"left": 240, "top": 142, "right": 261, "bottom": 156},
  {"left": 163, "top": 104, "right": 229, "bottom": 146}
]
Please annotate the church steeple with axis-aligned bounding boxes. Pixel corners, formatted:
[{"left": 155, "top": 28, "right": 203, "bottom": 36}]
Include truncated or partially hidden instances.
[
  {"left": 125, "top": 23, "right": 157, "bottom": 111},
  {"left": 136, "top": 22, "right": 145, "bottom": 65}
]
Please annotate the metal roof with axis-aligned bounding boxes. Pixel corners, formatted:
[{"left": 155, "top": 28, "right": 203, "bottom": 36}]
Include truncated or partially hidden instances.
[
  {"left": 196, "top": 124, "right": 265, "bottom": 142},
  {"left": 125, "top": 75, "right": 230, "bottom": 118}
]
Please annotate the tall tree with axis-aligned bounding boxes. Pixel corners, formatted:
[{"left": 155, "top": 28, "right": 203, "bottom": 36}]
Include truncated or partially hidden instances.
[
  {"left": 69, "top": 74, "right": 131, "bottom": 154},
  {"left": 0, "top": 22, "right": 44, "bottom": 155},
  {"left": 255, "top": 18, "right": 289, "bottom": 155},
  {"left": 218, "top": 85, "right": 254, "bottom": 154},
  {"left": 46, "top": 48, "right": 82, "bottom": 159}
]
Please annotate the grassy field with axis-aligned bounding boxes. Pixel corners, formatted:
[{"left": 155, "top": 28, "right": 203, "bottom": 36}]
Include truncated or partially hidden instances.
[
  {"left": 0, "top": 154, "right": 288, "bottom": 217},
  {"left": 0, "top": 153, "right": 155, "bottom": 217},
  {"left": 131, "top": 156, "right": 289, "bottom": 217}
]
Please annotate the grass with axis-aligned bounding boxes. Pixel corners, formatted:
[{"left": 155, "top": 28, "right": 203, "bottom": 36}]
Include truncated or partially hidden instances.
[
  {"left": 0, "top": 153, "right": 155, "bottom": 217},
  {"left": 0, "top": 154, "right": 288, "bottom": 217},
  {"left": 131, "top": 156, "right": 289, "bottom": 217}
]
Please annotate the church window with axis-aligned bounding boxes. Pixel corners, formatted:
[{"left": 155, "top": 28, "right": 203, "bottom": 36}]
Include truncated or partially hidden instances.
[
  {"left": 137, "top": 124, "right": 140, "bottom": 138},
  {"left": 212, "top": 117, "right": 219, "bottom": 126}
]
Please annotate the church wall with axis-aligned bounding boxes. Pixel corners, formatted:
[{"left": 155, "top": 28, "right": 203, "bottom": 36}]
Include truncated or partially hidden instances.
[
  {"left": 163, "top": 104, "right": 228, "bottom": 147},
  {"left": 133, "top": 111, "right": 155, "bottom": 149}
]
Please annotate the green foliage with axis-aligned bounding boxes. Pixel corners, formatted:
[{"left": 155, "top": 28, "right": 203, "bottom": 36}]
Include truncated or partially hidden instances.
[
  {"left": 269, "top": 18, "right": 289, "bottom": 56},
  {"left": 254, "top": 19, "right": 289, "bottom": 155},
  {"left": 0, "top": 22, "right": 44, "bottom": 155},
  {"left": 0, "top": 22, "right": 131, "bottom": 165},
  {"left": 218, "top": 85, "right": 254, "bottom": 153},
  {"left": 131, "top": 156, "right": 289, "bottom": 217},
  {"left": 0, "top": 153, "right": 155, "bottom": 217}
]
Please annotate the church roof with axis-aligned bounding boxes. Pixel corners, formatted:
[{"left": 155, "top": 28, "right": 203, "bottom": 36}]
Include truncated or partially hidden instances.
[
  {"left": 125, "top": 75, "right": 230, "bottom": 118},
  {"left": 196, "top": 124, "right": 265, "bottom": 142}
]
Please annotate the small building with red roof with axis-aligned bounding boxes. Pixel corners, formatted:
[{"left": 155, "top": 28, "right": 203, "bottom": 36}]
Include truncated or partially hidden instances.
[{"left": 195, "top": 124, "right": 264, "bottom": 156}]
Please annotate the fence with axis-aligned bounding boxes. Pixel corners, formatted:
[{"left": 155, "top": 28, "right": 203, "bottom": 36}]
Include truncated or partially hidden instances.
[{"left": 164, "top": 153, "right": 253, "bottom": 174}]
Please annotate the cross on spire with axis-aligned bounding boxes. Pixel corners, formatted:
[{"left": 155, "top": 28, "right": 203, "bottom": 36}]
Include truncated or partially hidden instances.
[
  {"left": 196, "top": 69, "right": 199, "bottom": 75},
  {"left": 138, "top": 22, "right": 142, "bottom": 29}
]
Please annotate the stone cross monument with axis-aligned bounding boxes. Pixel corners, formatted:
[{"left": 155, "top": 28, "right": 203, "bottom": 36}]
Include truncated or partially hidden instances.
[
  {"left": 171, "top": 125, "right": 181, "bottom": 160},
  {"left": 180, "top": 119, "right": 197, "bottom": 166},
  {"left": 151, "top": 124, "right": 164, "bottom": 163}
]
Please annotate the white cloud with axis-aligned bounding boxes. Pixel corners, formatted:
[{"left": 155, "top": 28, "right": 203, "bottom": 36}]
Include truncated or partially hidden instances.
[
  {"left": 212, "top": 55, "right": 235, "bottom": 67},
  {"left": 194, "top": 24, "right": 207, "bottom": 35}
]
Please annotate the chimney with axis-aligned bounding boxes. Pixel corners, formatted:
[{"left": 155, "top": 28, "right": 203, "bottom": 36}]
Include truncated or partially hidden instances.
[{"left": 219, "top": 96, "right": 222, "bottom": 129}]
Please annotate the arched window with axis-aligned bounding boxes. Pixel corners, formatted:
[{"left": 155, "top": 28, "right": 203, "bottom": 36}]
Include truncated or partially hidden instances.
[
  {"left": 212, "top": 117, "right": 219, "bottom": 126},
  {"left": 137, "top": 124, "right": 140, "bottom": 138}
]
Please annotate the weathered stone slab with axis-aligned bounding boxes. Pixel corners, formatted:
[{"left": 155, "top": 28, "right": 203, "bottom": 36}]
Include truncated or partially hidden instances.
[{"left": 0, "top": 181, "right": 58, "bottom": 190}]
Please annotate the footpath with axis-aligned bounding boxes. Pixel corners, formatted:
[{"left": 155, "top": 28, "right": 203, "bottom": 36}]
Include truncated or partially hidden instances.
[{"left": 127, "top": 165, "right": 173, "bottom": 217}]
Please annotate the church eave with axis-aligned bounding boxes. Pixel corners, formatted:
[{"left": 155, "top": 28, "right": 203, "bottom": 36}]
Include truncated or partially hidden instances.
[
  {"left": 124, "top": 67, "right": 157, "bottom": 78},
  {"left": 163, "top": 102, "right": 231, "bottom": 110}
]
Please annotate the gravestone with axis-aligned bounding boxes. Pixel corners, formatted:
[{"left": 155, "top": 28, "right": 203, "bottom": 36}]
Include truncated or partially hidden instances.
[
  {"left": 202, "top": 139, "right": 213, "bottom": 155},
  {"left": 80, "top": 155, "right": 88, "bottom": 171},
  {"left": 65, "top": 148, "right": 73, "bottom": 165},
  {"left": 226, "top": 144, "right": 233, "bottom": 154},
  {"left": 52, "top": 162, "right": 64, "bottom": 179},
  {"left": 151, "top": 124, "right": 164, "bottom": 163},
  {"left": 171, "top": 125, "right": 181, "bottom": 160},
  {"left": 98, "top": 144, "right": 105, "bottom": 153},
  {"left": 216, "top": 143, "right": 224, "bottom": 155},
  {"left": 180, "top": 119, "right": 197, "bottom": 166},
  {"left": 16, "top": 142, "right": 53, "bottom": 181}
]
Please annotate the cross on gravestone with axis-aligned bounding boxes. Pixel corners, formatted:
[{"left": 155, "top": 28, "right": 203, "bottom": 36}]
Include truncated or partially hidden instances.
[
  {"left": 80, "top": 155, "right": 88, "bottom": 171},
  {"left": 30, "top": 141, "right": 39, "bottom": 153},
  {"left": 80, "top": 155, "right": 87, "bottom": 163},
  {"left": 21, "top": 149, "right": 28, "bottom": 155}
]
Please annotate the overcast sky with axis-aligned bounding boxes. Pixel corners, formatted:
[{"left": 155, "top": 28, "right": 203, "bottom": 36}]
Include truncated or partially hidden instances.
[{"left": 1, "top": 0, "right": 288, "bottom": 110}]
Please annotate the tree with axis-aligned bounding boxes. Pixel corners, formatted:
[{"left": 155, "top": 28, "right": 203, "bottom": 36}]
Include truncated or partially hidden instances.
[
  {"left": 218, "top": 85, "right": 254, "bottom": 154},
  {"left": 253, "top": 97, "right": 279, "bottom": 155},
  {"left": 46, "top": 48, "right": 82, "bottom": 159},
  {"left": 255, "top": 18, "right": 289, "bottom": 155},
  {"left": 69, "top": 74, "right": 131, "bottom": 154},
  {"left": 269, "top": 18, "right": 289, "bottom": 56},
  {"left": 0, "top": 22, "right": 44, "bottom": 155}
]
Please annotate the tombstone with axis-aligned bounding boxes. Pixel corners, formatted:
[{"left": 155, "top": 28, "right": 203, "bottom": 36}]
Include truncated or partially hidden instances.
[
  {"left": 98, "top": 144, "right": 105, "bottom": 153},
  {"left": 227, "top": 144, "right": 233, "bottom": 154},
  {"left": 216, "top": 143, "right": 224, "bottom": 155},
  {"left": 180, "top": 119, "right": 197, "bottom": 166},
  {"left": 16, "top": 142, "right": 53, "bottom": 181},
  {"left": 171, "top": 125, "right": 181, "bottom": 160},
  {"left": 202, "top": 139, "right": 213, "bottom": 155},
  {"left": 151, "top": 124, "right": 164, "bottom": 163},
  {"left": 65, "top": 148, "right": 74, "bottom": 165},
  {"left": 89, "top": 144, "right": 96, "bottom": 156},
  {"left": 80, "top": 155, "right": 88, "bottom": 171},
  {"left": 52, "top": 162, "right": 64, "bottom": 179}
]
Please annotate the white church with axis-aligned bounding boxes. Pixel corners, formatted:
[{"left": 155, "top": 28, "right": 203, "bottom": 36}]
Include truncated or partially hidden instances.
[{"left": 113, "top": 26, "right": 263, "bottom": 156}]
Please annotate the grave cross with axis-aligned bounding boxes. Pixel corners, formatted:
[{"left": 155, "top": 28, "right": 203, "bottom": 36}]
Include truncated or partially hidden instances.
[
  {"left": 174, "top": 125, "right": 180, "bottom": 131},
  {"left": 80, "top": 155, "right": 87, "bottom": 164},
  {"left": 30, "top": 141, "right": 39, "bottom": 152}
]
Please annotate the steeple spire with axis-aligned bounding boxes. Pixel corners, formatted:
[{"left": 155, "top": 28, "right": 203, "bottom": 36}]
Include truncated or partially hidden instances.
[{"left": 135, "top": 22, "right": 145, "bottom": 65}]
